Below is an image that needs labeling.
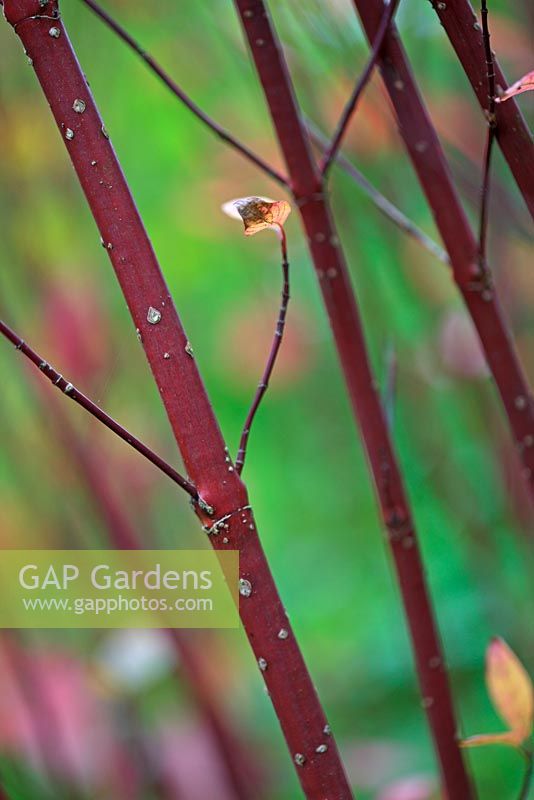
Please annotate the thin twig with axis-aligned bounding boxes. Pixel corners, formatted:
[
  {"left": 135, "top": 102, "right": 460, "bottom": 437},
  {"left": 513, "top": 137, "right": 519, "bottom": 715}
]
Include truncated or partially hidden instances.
[
  {"left": 307, "top": 118, "right": 449, "bottom": 264},
  {"left": 0, "top": 319, "right": 199, "bottom": 503},
  {"left": 477, "top": 0, "right": 497, "bottom": 270},
  {"left": 320, "top": 0, "right": 400, "bottom": 176},
  {"left": 78, "top": 0, "right": 288, "bottom": 187},
  {"left": 235, "top": 227, "right": 290, "bottom": 474},
  {"left": 518, "top": 747, "right": 533, "bottom": 800}
]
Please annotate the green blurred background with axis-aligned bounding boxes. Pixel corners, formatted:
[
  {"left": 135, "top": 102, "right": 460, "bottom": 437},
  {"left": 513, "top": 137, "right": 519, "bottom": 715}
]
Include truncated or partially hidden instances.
[{"left": 0, "top": 1, "right": 532, "bottom": 798}]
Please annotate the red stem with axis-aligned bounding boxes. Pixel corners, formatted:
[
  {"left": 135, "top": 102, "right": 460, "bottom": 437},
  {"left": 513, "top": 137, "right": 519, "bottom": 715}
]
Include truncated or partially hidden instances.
[
  {"left": 352, "top": 0, "right": 534, "bottom": 499},
  {"left": 0, "top": 319, "right": 199, "bottom": 503},
  {"left": 320, "top": 0, "right": 400, "bottom": 176},
  {"left": 429, "top": 0, "right": 534, "bottom": 220},
  {"left": 236, "top": 227, "right": 289, "bottom": 474},
  {"left": 234, "top": 1, "right": 473, "bottom": 797},
  {"left": 3, "top": 2, "right": 351, "bottom": 795},
  {"left": 78, "top": 0, "right": 287, "bottom": 188}
]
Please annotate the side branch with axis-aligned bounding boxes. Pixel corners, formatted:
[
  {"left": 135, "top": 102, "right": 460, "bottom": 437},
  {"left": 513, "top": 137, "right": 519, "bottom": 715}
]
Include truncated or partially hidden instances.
[
  {"left": 0, "top": 318, "right": 199, "bottom": 502},
  {"left": 429, "top": 0, "right": 534, "bottom": 219},
  {"left": 320, "top": 0, "right": 400, "bottom": 176},
  {"left": 236, "top": 228, "right": 290, "bottom": 474},
  {"left": 78, "top": 0, "right": 288, "bottom": 187}
]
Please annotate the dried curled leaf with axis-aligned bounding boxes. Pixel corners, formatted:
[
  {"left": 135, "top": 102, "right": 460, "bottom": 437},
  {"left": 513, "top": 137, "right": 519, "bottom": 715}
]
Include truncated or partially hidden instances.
[
  {"left": 460, "top": 638, "right": 534, "bottom": 750},
  {"left": 496, "top": 70, "right": 534, "bottom": 103},
  {"left": 222, "top": 196, "right": 291, "bottom": 236}
]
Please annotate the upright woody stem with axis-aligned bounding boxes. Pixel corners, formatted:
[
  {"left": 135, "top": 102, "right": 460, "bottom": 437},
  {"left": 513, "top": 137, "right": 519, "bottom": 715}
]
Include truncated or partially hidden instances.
[
  {"left": 3, "top": 2, "right": 352, "bottom": 796},
  {"left": 236, "top": 226, "right": 290, "bottom": 474},
  {"left": 234, "top": 2, "right": 473, "bottom": 797}
]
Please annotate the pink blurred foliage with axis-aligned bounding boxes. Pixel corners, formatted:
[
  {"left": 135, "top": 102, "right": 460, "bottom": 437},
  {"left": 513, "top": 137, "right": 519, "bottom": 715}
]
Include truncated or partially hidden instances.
[
  {"left": 0, "top": 638, "right": 136, "bottom": 798},
  {"left": 438, "top": 311, "right": 489, "bottom": 380},
  {"left": 40, "top": 276, "right": 112, "bottom": 389},
  {"left": 342, "top": 739, "right": 418, "bottom": 791},
  {"left": 376, "top": 774, "right": 439, "bottom": 800},
  {"left": 155, "top": 717, "right": 257, "bottom": 800}
]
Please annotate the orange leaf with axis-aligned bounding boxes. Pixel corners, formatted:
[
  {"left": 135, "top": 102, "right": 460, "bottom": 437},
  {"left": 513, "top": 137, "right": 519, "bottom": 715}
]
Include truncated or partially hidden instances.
[
  {"left": 496, "top": 70, "right": 534, "bottom": 102},
  {"left": 460, "top": 731, "right": 519, "bottom": 749},
  {"left": 222, "top": 196, "right": 291, "bottom": 236},
  {"left": 485, "top": 638, "right": 534, "bottom": 745}
]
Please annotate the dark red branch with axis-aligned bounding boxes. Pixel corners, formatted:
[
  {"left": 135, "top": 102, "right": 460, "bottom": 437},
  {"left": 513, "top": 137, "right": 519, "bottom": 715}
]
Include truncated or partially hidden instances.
[
  {"left": 429, "top": 0, "right": 534, "bottom": 219},
  {"left": 477, "top": 0, "right": 496, "bottom": 269},
  {"left": 2, "top": 2, "right": 351, "bottom": 796},
  {"left": 78, "top": 0, "right": 288, "bottom": 187},
  {"left": 320, "top": 0, "right": 400, "bottom": 175},
  {"left": 236, "top": 228, "right": 289, "bottom": 474},
  {"left": 0, "top": 318, "right": 199, "bottom": 502},
  {"left": 234, "top": 2, "right": 473, "bottom": 797},
  {"left": 352, "top": 0, "right": 534, "bottom": 500}
]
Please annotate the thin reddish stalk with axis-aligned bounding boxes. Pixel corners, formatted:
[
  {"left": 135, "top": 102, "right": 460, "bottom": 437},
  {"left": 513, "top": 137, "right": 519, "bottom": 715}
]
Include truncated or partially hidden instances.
[
  {"left": 429, "top": 0, "right": 534, "bottom": 220},
  {"left": 352, "top": 0, "right": 534, "bottom": 498},
  {"left": 307, "top": 118, "right": 449, "bottom": 264},
  {"left": 78, "top": 0, "right": 287, "bottom": 187},
  {"left": 477, "top": 0, "right": 496, "bottom": 268},
  {"left": 233, "top": 2, "right": 473, "bottom": 797},
  {"left": 320, "top": 0, "right": 400, "bottom": 175},
  {"left": 236, "top": 227, "right": 289, "bottom": 474},
  {"left": 3, "top": 2, "right": 351, "bottom": 796},
  {"left": 0, "top": 319, "right": 199, "bottom": 502}
]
